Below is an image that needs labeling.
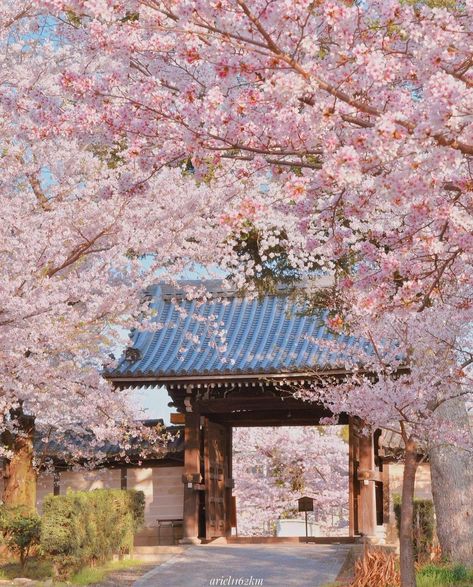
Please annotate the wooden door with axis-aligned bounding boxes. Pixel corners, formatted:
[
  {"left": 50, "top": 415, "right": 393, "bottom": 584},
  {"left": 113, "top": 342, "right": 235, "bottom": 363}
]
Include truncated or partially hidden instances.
[{"left": 204, "top": 420, "right": 228, "bottom": 538}]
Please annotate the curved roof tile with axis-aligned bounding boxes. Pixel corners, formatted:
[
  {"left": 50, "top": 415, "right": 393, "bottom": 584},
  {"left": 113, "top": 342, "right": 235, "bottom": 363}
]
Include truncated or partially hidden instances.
[{"left": 111, "top": 281, "right": 360, "bottom": 378}]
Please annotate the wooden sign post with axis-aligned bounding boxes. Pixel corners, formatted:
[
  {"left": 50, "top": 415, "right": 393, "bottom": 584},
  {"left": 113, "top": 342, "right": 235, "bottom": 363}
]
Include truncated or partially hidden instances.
[{"left": 298, "top": 496, "right": 314, "bottom": 543}]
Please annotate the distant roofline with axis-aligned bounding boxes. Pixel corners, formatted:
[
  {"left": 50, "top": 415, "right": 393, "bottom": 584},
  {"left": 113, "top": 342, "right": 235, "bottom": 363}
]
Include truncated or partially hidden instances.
[{"left": 146, "top": 275, "right": 334, "bottom": 300}]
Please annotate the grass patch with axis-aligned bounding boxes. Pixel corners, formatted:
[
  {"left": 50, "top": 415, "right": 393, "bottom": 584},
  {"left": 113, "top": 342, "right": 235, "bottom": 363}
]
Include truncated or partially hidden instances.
[
  {"left": 417, "top": 563, "right": 473, "bottom": 587},
  {"left": 70, "top": 558, "right": 146, "bottom": 585},
  {"left": 321, "top": 562, "right": 473, "bottom": 587},
  {"left": 0, "top": 557, "right": 53, "bottom": 580},
  {"left": 0, "top": 557, "right": 145, "bottom": 585}
]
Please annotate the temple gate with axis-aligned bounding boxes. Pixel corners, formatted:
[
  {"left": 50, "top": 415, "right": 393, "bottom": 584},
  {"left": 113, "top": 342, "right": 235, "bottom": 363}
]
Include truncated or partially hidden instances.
[{"left": 108, "top": 280, "right": 382, "bottom": 543}]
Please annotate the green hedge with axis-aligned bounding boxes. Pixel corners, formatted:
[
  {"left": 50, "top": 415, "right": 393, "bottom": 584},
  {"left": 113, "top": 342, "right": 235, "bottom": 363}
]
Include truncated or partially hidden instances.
[
  {"left": 40, "top": 488, "right": 145, "bottom": 578},
  {"left": 394, "top": 495, "right": 435, "bottom": 563},
  {"left": 0, "top": 505, "right": 42, "bottom": 568}
]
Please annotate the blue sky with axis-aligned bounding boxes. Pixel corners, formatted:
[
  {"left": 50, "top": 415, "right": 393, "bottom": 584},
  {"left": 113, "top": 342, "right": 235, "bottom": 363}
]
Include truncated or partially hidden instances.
[{"left": 131, "top": 385, "right": 172, "bottom": 424}]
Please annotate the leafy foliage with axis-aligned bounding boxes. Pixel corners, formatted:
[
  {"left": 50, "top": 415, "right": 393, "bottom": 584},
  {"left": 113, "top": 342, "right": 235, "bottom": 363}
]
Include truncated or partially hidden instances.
[
  {"left": 40, "top": 489, "right": 145, "bottom": 579},
  {"left": 417, "top": 563, "right": 473, "bottom": 587},
  {"left": 393, "top": 495, "right": 435, "bottom": 563},
  {"left": 228, "top": 226, "right": 321, "bottom": 296},
  {"left": 0, "top": 558, "right": 52, "bottom": 581},
  {"left": 0, "top": 505, "right": 41, "bottom": 569}
]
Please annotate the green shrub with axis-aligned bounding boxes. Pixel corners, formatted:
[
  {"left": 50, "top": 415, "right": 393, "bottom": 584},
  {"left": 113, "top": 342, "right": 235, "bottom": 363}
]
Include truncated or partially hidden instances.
[
  {"left": 130, "top": 489, "right": 145, "bottom": 531},
  {"left": 40, "top": 488, "right": 145, "bottom": 578},
  {"left": 70, "top": 559, "right": 145, "bottom": 586},
  {"left": 0, "top": 558, "right": 53, "bottom": 580},
  {"left": 417, "top": 563, "right": 473, "bottom": 586},
  {"left": 393, "top": 495, "right": 435, "bottom": 563},
  {"left": 0, "top": 506, "right": 41, "bottom": 568}
]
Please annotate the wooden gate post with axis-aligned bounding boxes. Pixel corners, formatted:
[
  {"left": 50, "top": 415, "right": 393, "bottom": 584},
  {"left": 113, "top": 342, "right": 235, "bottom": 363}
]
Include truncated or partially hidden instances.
[
  {"left": 358, "top": 429, "right": 377, "bottom": 537},
  {"left": 180, "top": 411, "right": 202, "bottom": 544},
  {"left": 348, "top": 418, "right": 357, "bottom": 537},
  {"left": 224, "top": 425, "right": 233, "bottom": 536}
]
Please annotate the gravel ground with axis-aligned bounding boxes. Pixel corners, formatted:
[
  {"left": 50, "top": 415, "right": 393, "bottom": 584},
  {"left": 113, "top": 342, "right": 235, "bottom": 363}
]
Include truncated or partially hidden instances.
[
  {"left": 133, "top": 544, "right": 352, "bottom": 587},
  {"left": 0, "top": 562, "right": 157, "bottom": 587},
  {"left": 88, "top": 563, "right": 157, "bottom": 587}
]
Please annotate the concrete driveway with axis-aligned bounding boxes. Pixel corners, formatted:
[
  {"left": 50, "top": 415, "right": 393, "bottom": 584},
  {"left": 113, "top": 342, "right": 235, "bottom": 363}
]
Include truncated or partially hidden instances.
[{"left": 133, "top": 543, "right": 351, "bottom": 587}]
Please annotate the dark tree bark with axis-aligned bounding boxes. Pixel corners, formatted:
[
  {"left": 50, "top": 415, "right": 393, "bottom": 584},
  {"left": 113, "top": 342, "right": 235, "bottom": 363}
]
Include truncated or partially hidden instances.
[
  {"left": 1, "top": 408, "right": 36, "bottom": 510},
  {"left": 429, "top": 397, "right": 473, "bottom": 565},
  {"left": 400, "top": 436, "right": 418, "bottom": 587}
]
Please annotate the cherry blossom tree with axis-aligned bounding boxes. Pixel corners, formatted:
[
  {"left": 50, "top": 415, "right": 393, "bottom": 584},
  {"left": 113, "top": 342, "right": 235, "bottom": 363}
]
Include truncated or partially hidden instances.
[
  {"left": 0, "top": 153, "right": 228, "bottom": 507},
  {"left": 233, "top": 426, "right": 348, "bottom": 537},
  {"left": 32, "top": 0, "right": 473, "bottom": 356},
  {"left": 3, "top": 2, "right": 473, "bottom": 583},
  {"left": 296, "top": 298, "right": 473, "bottom": 571},
  {"left": 0, "top": 3, "right": 236, "bottom": 507}
]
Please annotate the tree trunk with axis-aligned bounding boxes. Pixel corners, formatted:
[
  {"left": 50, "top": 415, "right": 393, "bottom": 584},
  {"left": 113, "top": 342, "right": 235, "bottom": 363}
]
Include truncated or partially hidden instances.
[
  {"left": 1, "top": 410, "right": 37, "bottom": 510},
  {"left": 400, "top": 437, "right": 418, "bottom": 587},
  {"left": 429, "top": 397, "right": 473, "bottom": 565}
]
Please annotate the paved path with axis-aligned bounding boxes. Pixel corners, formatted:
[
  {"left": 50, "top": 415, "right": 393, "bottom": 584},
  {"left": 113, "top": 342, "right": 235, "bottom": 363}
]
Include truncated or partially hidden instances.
[{"left": 133, "top": 543, "right": 351, "bottom": 587}]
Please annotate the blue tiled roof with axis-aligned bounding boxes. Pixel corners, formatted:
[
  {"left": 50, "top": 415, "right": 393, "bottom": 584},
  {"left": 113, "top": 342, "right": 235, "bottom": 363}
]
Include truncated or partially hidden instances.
[{"left": 111, "top": 281, "right": 363, "bottom": 379}]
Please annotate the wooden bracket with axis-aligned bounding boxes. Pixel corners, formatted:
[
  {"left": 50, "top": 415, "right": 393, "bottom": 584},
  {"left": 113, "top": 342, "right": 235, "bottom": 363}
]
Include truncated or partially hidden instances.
[
  {"left": 182, "top": 473, "right": 202, "bottom": 484},
  {"left": 357, "top": 469, "right": 383, "bottom": 483}
]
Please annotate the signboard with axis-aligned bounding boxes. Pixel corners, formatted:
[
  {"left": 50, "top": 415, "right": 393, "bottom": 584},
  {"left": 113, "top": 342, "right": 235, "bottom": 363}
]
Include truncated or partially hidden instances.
[{"left": 298, "top": 496, "right": 314, "bottom": 512}]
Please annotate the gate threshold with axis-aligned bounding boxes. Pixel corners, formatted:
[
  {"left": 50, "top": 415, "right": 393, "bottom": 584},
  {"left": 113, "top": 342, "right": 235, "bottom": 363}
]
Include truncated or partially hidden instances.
[{"left": 206, "top": 536, "right": 357, "bottom": 545}]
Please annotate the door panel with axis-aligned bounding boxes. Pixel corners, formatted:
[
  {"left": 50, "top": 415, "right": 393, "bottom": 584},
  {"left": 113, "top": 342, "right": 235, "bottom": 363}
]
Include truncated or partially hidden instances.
[{"left": 204, "top": 420, "right": 228, "bottom": 538}]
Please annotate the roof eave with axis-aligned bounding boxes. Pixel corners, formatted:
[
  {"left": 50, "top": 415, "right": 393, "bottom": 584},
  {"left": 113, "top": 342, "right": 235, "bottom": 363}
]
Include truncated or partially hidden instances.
[{"left": 106, "top": 367, "right": 357, "bottom": 387}]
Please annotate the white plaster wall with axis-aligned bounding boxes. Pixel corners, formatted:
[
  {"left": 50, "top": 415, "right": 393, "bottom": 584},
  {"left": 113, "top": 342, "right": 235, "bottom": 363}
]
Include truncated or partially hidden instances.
[
  {"left": 59, "top": 468, "right": 121, "bottom": 492},
  {"left": 388, "top": 463, "right": 432, "bottom": 500},
  {"left": 127, "top": 466, "right": 183, "bottom": 527}
]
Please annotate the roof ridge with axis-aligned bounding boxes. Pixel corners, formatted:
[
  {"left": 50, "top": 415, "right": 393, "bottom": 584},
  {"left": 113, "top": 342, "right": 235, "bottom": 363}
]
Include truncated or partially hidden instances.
[{"left": 147, "top": 277, "right": 331, "bottom": 301}]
